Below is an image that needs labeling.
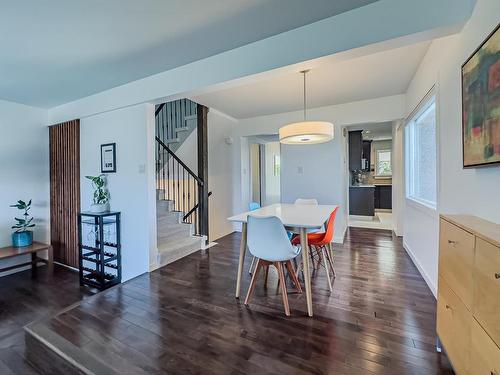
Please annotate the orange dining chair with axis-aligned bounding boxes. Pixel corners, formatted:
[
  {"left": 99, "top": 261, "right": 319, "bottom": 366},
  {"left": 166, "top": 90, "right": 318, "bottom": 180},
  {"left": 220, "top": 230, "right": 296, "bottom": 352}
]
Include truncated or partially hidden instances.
[{"left": 292, "top": 207, "right": 338, "bottom": 292}]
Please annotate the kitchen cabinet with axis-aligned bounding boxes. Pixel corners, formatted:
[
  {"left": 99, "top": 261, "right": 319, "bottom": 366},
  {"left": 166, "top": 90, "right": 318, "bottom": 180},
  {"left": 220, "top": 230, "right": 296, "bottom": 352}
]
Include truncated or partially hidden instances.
[
  {"left": 362, "top": 140, "right": 371, "bottom": 171},
  {"left": 348, "top": 131, "right": 362, "bottom": 171},
  {"left": 374, "top": 185, "right": 392, "bottom": 209},
  {"left": 349, "top": 186, "right": 375, "bottom": 216}
]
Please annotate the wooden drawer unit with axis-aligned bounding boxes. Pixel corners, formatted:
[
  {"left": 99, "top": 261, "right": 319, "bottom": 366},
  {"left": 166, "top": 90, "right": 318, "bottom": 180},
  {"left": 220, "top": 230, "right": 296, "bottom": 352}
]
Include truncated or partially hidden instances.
[
  {"left": 437, "top": 277, "right": 471, "bottom": 375},
  {"left": 438, "top": 215, "right": 500, "bottom": 375},
  {"left": 474, "top": 238, "right": 500, "bottom": 346},
  {"left": 439, "top": 218, "right": 475, "bottom": 309},
  {"left": 469, "top": 318, "right": 500, "bottom": 375}
]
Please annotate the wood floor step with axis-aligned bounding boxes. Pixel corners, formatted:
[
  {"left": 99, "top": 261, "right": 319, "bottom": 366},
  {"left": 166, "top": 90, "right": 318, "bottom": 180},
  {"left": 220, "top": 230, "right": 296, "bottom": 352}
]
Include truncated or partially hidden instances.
[{"left": 25, "top": 322, "right": 121, "bottom": 375}]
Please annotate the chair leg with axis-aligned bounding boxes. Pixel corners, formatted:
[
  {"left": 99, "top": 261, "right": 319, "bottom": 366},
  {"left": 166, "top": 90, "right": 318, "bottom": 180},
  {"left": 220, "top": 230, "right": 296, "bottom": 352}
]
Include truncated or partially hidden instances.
[
  {"left": 285, "top": 260, "right": 302, "bottom": 293},
  {"left": 276, "top": 262, "right": 290, "bottom": 316},
  {"left": 248, "top": 256, "right": 256, "bottom": 274},
  {"left": 263, "top": 265, "right": 269, "bottom": 287},
  {"left": 326, "top": 243, "right": 336, "bottom": 277},
  {"left": 245, "top": 259, "right": 262, "bottom": 306},
  {"left": 321, "top": 246, "right": 333, "bottom": 292}
]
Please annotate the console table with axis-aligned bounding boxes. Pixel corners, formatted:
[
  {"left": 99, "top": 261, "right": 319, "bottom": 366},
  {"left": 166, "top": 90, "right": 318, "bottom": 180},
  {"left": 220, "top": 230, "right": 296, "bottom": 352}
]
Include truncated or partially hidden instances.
[{"left": 0, "top": 242, "right": 53, "bottom": 276}]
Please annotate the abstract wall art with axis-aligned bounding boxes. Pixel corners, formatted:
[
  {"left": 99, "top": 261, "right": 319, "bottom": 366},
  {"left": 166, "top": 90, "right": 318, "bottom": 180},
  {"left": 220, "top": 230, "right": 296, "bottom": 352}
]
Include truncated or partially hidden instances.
[{"left": 462, "top": 24, "right": 500, "bottom": 168}]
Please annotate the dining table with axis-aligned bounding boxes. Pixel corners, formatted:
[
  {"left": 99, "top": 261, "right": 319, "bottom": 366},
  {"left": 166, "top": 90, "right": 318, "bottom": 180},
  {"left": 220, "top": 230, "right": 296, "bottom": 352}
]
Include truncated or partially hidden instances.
[{"left": 228, "top": 203, "right": 338, "bottom": 317}]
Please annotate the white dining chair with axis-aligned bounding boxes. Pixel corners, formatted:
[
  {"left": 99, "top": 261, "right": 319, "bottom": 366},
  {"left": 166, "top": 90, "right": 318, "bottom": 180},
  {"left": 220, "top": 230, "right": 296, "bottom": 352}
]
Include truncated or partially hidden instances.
[
  {"left": 247, "top": 202, "right": 260, "bottom": 275},
  {"left": 244, "top": 215, "right": 302, "bottom": 316},
  {"left": 294, "top": 198, "right": 318, "bottom": 205}
]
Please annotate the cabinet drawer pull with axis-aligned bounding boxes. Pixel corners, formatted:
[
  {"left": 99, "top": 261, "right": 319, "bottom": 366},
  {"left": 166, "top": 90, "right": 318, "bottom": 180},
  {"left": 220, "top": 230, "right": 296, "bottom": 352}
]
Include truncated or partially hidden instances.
[
  {"left": 447, "top": 239, "right": 457, "bottom": 245},
  {"left": 495, "top": 273, "right": 500, "bottom": 280},
  {"left": 445, "top": 304, "right": 451, "bottom": 309}
]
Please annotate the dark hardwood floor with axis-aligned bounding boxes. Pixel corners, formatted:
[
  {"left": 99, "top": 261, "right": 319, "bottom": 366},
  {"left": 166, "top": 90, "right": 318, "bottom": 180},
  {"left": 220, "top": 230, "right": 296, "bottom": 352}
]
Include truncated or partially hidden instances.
[
  {"left": 0, "top": 264, "right": 96, "bottom": 374},
  {"left": 6, "top": 228, "right": 453, "bottom": 374}
]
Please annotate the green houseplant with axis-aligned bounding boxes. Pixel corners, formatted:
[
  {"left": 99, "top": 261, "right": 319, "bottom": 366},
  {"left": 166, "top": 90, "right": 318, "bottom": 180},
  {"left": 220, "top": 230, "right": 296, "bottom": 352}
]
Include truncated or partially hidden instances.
[
  {"left": 86, "top": 175, "right": 110, "bottom": 213},
  {"left": 10, "top": 199, "right": 35, "bottom": 247}
]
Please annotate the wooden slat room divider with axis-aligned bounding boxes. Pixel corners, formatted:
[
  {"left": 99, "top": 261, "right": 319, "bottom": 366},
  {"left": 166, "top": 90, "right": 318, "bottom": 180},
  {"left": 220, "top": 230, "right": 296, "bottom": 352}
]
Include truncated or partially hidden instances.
[{"left": 49, "top": 119, "right": 80, "bottom": 268}]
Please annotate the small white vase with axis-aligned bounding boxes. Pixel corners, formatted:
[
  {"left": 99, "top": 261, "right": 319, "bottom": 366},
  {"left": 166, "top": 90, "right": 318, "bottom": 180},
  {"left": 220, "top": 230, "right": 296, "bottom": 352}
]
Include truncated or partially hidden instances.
[{"left": 90, "top": 202, "right": 110, "bottom": 213}]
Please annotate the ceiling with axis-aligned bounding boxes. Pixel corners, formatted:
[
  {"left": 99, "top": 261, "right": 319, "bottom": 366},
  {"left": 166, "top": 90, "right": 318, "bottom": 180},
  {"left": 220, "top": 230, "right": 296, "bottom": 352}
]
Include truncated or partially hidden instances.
[
  {"left": 193, "top": 41, "right": 430, "bottom": 119},
  {"left": 0, "top": 0, "right": 378, "bottom": 108}
]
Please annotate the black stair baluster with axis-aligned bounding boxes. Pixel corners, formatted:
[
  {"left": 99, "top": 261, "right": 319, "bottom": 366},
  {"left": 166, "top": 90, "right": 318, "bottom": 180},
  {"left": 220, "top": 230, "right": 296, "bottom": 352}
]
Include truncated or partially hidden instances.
[
  {"left": 188, "top": 177, "right": 191, "bottom": 224},
  {"left": 177, "top": 162, "right": 181, "bottom": 211}
]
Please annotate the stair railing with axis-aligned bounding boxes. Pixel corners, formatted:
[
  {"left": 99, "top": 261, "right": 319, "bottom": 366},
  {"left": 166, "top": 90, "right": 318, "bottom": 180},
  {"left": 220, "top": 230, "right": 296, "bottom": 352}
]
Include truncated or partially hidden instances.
[{"left": 156, "top": 136, "right": 207, "bottom": 238}]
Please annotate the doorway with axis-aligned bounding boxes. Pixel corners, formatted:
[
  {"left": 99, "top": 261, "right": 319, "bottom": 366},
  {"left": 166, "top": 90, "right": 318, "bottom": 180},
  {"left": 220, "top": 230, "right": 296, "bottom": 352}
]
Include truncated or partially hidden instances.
[
  {"left": 346, "top": 122, "right": 395, "bottom": 230},
  {"left": 248, "top": 135, "right": 281, "bottom": 207}
]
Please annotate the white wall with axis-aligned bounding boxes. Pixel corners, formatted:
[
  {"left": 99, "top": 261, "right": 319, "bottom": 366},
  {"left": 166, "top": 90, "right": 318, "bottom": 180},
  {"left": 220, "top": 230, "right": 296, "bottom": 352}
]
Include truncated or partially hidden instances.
[
  {"left": 0, "top": 100, "right": 49, "bottom": 276},
  {"left": 234, "top": 95, "right": 406, "bottom": 242},
  {"left": 207, "top": 110, "right": 239, "bottom": 241},
  {"left": 263, "top": 142, "right": 281, "bottom": 205},
  {"left": 392, "top": 120, "right": 404, "bottom": 236},
  {"left": 80, "top": 103, "right": 156, "bottom": 281},
  {"left": 403, "top": 0, "right": 500, "bottom": 296}
]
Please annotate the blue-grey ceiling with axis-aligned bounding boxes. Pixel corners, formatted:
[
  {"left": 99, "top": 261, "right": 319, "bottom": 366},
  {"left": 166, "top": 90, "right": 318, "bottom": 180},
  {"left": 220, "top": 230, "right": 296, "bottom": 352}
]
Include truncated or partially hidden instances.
[{"left": 0, "top": 0, "right": 378, "bottom": 108}]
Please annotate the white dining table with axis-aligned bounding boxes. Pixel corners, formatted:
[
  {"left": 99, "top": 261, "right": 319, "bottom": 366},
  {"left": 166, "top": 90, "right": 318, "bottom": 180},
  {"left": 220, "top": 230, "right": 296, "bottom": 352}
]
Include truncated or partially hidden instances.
[{"left": 228, "top": 203, "right": 338, "bottom": 317}]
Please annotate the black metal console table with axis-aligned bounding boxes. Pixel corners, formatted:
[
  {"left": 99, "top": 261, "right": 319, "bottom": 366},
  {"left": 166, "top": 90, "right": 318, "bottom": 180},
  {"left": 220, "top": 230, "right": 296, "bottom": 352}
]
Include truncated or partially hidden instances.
[{"left": 78, "top": 211, "right": 121, "bottom": 290}]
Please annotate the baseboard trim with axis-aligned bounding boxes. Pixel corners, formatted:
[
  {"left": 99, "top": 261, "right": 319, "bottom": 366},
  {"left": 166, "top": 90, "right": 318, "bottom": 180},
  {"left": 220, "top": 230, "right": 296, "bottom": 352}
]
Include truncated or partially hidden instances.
[
  {"left": 402, "top": 239, "right": 437, "bottom": 298},
  {"left": 333, "top": 226, "right": 347, "bottom": 244}
]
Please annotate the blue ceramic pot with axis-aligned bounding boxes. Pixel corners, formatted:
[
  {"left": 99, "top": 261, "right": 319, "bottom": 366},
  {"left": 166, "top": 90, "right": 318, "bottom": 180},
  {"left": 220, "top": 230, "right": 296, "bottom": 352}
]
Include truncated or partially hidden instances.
[{"left": 12, "top": 231, "right": 33, "bottom": 247}]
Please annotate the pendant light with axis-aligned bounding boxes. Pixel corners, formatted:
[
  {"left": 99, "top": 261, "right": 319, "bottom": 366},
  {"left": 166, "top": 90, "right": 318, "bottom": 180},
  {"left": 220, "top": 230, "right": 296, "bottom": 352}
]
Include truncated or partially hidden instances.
[{"left": 279, "top": 70, "right": 334, "bottom": 145}]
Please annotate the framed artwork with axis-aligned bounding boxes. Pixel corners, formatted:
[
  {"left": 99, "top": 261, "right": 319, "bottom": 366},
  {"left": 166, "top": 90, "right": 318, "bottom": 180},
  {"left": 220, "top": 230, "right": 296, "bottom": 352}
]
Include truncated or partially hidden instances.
[
  {"left": 101, "top": 143, "right": 116, "bottom": 173},
  {"left": 462, "top": 23, "right": 500, "bottom": 168}
]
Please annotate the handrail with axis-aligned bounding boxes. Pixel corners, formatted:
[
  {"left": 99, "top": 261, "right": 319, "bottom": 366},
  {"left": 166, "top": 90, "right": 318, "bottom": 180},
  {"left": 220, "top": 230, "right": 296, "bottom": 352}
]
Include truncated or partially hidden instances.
[
  {"left": 155, "top": 136, "right": 203, "bottom": 186},
  {"left": 183, "top": 191, "right": 212, "bottom": 222},
  {"left": 155, "top": 103, "right": 165, "bottom": 116}
]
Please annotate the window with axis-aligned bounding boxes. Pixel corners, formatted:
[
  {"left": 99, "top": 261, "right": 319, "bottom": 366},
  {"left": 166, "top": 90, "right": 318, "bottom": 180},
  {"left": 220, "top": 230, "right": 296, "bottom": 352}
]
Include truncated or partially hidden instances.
[
  {"left": 376, "top": 149, "right": 392, "bottom": 176},
  {"left": 405, "top": 94, "right": 437, "bottom": 209}
]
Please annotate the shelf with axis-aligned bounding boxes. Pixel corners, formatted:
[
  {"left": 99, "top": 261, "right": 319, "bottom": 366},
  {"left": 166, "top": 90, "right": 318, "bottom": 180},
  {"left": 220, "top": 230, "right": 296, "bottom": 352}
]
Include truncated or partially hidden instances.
[
  {"left": 78, "top": 211, "right": 121, "bottom": 291},
  {"left": 81, "top": 218, "right": 117, "bottom": 226},
  {"left": 82, "top": 267, "right": 117, "bottom": 281},
  {"left": 81, "top": 254, "right": 118, "bottom": 264},
  {"left": 80, "top": 242, "right": 118, "bottom": 252}
]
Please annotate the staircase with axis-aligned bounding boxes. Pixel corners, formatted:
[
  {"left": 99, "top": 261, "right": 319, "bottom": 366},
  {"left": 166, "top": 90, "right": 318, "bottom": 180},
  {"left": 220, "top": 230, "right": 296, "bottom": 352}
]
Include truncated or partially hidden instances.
[
  {"left": 154, "top": 99, "right": 209, "bottom": 269},
  {"left": 155, "top": 189, "right": 205, "bottom": 267}
]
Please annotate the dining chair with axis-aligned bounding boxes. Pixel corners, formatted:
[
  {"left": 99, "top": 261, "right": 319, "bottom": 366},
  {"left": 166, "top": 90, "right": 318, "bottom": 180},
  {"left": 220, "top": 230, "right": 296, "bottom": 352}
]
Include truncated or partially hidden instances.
[
  {"left": 247, "top": 202, "right": 260, "bottom": 274},
  {"left": 248, "top": 201, "right": 261, "bottom": 211},
  {"left": 292, "top": 207, "right": 338, "bottom": 292},
  {"left": 244, "top": 215, "right": 302, "bottom": 316},
  {"left": 294, "top": 198, "right": 318, "bottom": 205}
]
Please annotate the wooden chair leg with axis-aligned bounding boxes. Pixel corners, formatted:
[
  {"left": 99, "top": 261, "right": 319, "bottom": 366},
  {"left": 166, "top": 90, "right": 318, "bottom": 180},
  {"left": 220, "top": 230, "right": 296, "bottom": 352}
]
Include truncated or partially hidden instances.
[
  {"left": 276, "top": 262, "right": 290, "bottom": 316},
  {"left": 326, "top": 244, "right": 336, "bottom": 277},
  {"left": 245, "top": 259, "right": 262, "bottom": 306},
  {"left": 285, "top": 260, "right": 302, "bottom": 293},
  {"left": 320, "top": 246, "right": 333, "bottom": 292},
  {"left": 249, "top": 256, "right": 256, "bottom": 274},
  {"left": 263, "top": 265, "right": 269, "bottom": 287}
]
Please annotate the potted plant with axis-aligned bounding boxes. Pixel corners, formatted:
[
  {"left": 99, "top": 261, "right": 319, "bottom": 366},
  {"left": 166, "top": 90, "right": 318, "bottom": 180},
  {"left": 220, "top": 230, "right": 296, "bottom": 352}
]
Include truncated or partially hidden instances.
[
  {"left": 10, "top": 199, "right": 35, "bottom": 247},
  {"left": 86, "top": 175, "right": 110, "bottom": 213}
]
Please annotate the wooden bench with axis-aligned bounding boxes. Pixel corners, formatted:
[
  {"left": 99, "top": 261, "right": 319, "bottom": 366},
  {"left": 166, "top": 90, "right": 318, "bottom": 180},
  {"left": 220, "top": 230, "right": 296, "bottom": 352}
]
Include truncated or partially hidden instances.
[{"left": 0, "top": 242, "right": 53, "bottom": 276}]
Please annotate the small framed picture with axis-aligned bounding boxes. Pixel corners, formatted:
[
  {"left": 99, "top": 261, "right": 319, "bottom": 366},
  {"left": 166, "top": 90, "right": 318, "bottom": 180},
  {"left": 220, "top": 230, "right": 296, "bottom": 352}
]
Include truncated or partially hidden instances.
[{"left": 101, "top": 143, "right": 116, "bottom": 173}]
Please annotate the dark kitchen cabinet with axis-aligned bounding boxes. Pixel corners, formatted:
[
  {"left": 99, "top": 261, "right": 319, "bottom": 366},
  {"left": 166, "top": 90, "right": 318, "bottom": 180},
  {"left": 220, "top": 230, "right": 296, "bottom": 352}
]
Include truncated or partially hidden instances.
[
  {"left": 362, "top": 140, "right": 371, "bottom": 171},
  {"left": 348, "top": 131, "right": 363, "bottom": 171},
  {"left": 349, "top": 186, "right": 375, "bottom": 216},
  {"left": 374, "top": 185, "right": 392, "bottom": 209}
]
